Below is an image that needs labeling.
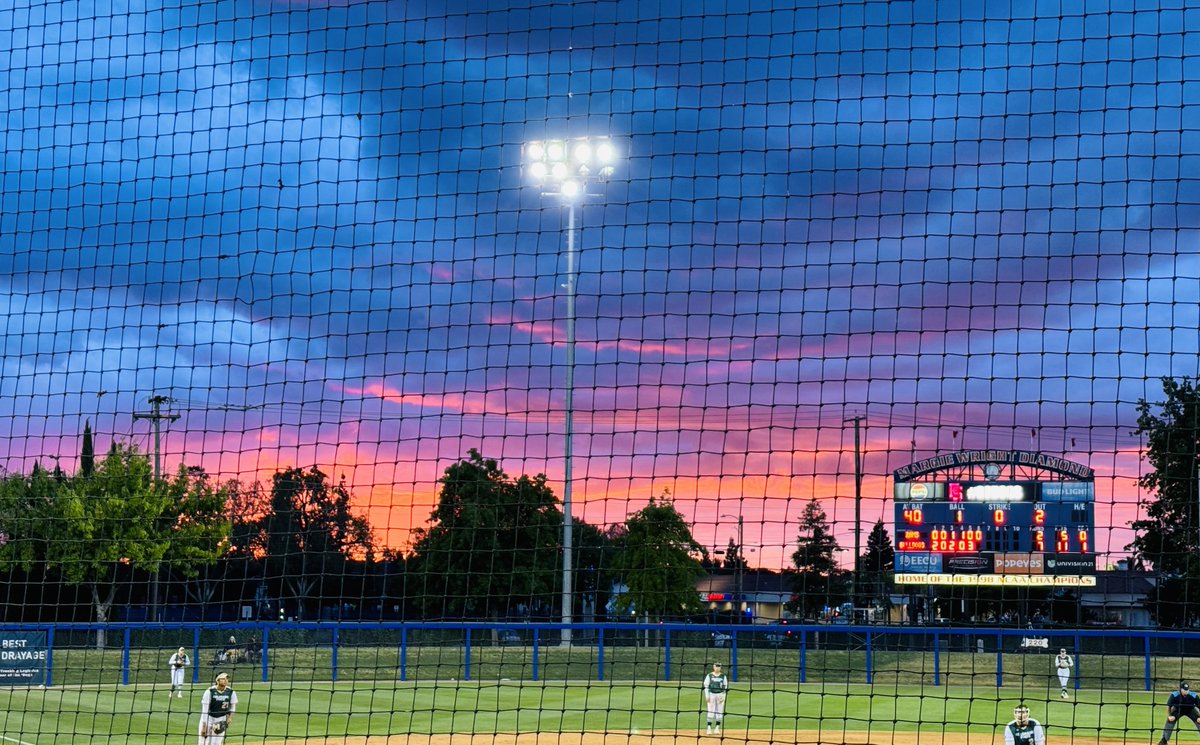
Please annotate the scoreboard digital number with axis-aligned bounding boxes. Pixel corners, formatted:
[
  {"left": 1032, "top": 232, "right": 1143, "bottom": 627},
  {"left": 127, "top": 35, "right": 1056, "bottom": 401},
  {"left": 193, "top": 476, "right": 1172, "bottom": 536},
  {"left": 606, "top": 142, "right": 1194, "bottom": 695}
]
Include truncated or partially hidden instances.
[{"left": 894, "top": 501, "right": 1093, "bottom": 554}]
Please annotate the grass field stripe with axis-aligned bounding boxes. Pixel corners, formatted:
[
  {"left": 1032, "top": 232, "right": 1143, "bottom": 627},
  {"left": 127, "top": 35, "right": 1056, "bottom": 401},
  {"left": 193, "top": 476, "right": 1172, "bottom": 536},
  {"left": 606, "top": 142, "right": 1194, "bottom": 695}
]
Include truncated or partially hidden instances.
[{"left": 0, "top": 735, "right": 36, "bottom": 745}]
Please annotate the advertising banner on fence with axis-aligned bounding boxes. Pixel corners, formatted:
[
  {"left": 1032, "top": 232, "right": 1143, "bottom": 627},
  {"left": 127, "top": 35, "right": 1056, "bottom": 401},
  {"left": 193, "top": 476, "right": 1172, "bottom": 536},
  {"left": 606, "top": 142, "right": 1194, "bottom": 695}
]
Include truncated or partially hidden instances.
[{"left": 0, "top": 631, "right": 48, "bottom": 686}]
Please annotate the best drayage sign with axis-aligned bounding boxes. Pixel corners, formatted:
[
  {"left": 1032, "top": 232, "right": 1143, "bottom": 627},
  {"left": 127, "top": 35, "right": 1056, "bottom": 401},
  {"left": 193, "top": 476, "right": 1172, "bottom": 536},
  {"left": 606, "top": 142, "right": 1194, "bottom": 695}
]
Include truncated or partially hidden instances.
[{"left": 0, "top": 632, "right": 48, "bottom": 686}]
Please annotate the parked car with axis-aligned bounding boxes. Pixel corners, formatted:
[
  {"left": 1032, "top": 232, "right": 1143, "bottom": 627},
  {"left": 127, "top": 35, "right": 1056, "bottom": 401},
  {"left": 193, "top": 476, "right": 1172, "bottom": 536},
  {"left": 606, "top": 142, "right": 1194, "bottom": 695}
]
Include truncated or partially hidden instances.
[{"left": 765, "top": 619, "right": 796, "bottom": 647}]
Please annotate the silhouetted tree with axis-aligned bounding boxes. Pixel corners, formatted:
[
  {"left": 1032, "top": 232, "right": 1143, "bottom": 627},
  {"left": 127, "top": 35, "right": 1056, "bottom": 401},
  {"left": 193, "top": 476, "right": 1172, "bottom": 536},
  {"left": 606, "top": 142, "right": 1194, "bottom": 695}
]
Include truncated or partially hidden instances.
[
  {"left": 1128, "top": 377, "right": 1200, "bottom": 626},
  {"left": 608, "top": 492, "right": 706, "bottom": 620},
  {"left": 788, "top": 499, "right": 847, "bottom": 618},
  {"left": 256, "top": 467, "right": 374, "bottom": 620},
  {"left": 409, "top": 450, "right": 562, "bottom": 619},
  {"left": 857, "top": 520, "right": 895, "bottom": 606},
  {"left": 80, "top": 421, "right": 95, "bottom": 478}
]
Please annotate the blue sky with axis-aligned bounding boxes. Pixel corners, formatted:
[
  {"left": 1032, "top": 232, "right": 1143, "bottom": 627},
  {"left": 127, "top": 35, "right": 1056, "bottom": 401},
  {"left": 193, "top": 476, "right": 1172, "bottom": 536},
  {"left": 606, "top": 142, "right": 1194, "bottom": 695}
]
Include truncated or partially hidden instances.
[{"left": 0, "top": 0, "right": 1197, "bottom": 561}]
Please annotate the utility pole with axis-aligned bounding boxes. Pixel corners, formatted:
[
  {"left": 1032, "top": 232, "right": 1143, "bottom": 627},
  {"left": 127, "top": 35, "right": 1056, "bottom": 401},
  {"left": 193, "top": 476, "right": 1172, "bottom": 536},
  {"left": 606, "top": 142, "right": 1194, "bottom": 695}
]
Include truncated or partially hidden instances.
[
  {"left": 736, "top": 515, "right": 744, "bottom": 620},
  {"left": 133, "top": 394, "right": 179, "bottom": 622},
  {"left": 720, "top": 512, "right": 746, "bottom": 620},
  {"left": 847, "top": 415, "right": 865, "bottom": 608}
]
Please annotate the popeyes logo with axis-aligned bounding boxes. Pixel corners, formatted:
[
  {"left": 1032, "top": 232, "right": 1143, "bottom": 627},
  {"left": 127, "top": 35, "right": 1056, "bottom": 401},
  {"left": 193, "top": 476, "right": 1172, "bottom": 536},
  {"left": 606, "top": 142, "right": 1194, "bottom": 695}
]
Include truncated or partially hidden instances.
[{"left": 995, "top": 553, "right": 1044, "bottom": 575}]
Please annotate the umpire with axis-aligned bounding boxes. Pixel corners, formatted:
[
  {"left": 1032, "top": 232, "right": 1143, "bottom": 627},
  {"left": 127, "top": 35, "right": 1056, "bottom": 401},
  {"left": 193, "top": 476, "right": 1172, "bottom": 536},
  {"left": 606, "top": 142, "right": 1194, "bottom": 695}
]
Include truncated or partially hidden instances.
[{"left": 1159, "top": 682, "right": 1200, "bottom": 745}]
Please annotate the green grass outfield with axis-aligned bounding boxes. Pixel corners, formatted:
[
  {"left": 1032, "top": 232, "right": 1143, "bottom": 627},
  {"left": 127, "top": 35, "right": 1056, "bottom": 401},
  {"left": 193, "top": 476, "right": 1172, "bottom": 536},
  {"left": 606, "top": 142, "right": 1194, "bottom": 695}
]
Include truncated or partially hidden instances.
[
  {"left": 23, "top": 644, "right": 1200, "bottom": 689},
  {"left": 0, "top": 679, "right": 1171, "bottom": 745}
]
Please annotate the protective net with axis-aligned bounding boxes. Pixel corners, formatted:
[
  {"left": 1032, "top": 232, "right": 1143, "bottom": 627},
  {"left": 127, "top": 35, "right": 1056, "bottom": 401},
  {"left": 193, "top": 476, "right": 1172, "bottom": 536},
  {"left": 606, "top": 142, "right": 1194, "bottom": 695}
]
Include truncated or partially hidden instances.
[{"left": 0, "top": 0, "right": 1197, "bottom": 743}]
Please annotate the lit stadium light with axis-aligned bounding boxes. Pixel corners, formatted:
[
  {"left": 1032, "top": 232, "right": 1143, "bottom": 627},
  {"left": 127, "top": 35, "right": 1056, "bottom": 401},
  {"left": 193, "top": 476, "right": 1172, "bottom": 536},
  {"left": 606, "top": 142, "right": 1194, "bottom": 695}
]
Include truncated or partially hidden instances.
[
  {"left": 525, "top": 136, "right": 620, "bottom": 199},
  {"left": 524, "top": 134, "right": 622, "bottom": 646}
]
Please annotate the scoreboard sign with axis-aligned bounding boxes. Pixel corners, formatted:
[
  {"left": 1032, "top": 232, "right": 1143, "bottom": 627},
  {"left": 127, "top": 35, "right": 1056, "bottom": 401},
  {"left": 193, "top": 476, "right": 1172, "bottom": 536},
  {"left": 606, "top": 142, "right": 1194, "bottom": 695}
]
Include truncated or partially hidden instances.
[{"left": 893, "top": 479, "right": 1095, "bottom": 586}]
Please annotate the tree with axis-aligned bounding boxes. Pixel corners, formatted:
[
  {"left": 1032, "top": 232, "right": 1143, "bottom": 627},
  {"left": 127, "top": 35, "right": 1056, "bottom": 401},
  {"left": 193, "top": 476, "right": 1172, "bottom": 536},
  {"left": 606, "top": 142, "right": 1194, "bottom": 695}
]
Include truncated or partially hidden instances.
[
  {"left": 608, "top": 492, "right": 707, "bottom": 621},
  {"left": 788, "top": 499, "right": 846, "bottom": 619},
  {"left": 0, "top": 466, "right": 63, "bottom": 575},
  {"left": 1128, "top": 377, "right": 1200, "bottom": 626},
  {"left": 161, "top": 467, "right": 236, "bottom": 610},
  {"left": 571, "top": 517, "right": 616, "bottom": 621},
  {"left": 256, "top": 467, "right": 375, "bottom": 620},
  {"left": 39, "top": 444, "right": 227, "bottom": 646},
  {"left": 721, "top": 538, "right": 748, "bottom": 570},
  {"left": 51, "top": 444, "right": 167, "bottom": 646},
  {"left": 80, "top": 421, "right": 95, "bottom": 478},
  {"left": 409, "top": 450, "right": 564, "bottom": 619},
  {"left": 857, "top": 520, "right": 894, "bottom": 606}
]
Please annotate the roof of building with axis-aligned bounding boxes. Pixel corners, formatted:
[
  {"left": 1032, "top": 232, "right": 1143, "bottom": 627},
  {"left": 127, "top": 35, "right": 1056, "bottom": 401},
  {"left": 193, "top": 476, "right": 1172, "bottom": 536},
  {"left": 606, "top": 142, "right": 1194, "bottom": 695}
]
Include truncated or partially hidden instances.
[
  {"left": 1080, "top": 569, "right": 1157, "bottom": 602},
  {"left": 696, "top": 570, "right": 793, "bottom": 597}
]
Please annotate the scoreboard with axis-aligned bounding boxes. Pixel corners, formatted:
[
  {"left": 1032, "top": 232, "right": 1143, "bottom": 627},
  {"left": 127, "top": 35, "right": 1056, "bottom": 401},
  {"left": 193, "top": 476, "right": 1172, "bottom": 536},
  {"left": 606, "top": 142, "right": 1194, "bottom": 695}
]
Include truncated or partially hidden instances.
[
  {"left": 895, "top": 501, "right": 1092, "bottom": 554},
  {"left": 893, "top": 480, "right": 1097, "bottom": 586}
]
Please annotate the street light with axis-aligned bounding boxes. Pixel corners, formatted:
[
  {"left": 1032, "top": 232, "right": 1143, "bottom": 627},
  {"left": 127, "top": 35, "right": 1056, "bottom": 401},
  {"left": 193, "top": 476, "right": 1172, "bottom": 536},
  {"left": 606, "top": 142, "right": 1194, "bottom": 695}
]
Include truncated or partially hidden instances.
[
  {"left": 526, "top": 136, "right": 620, "bottom": 646},
  {"left": 720, "top": 514, "right": 745, "bottom": 620}
]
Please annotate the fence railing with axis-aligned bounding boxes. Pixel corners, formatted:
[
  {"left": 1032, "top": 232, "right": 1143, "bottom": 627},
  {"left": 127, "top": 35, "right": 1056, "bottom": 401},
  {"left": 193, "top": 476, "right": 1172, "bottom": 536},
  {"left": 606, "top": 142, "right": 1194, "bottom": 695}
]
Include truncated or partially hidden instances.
[{"left": 3, "top": 621, "right": 1196, "bottom": 689}]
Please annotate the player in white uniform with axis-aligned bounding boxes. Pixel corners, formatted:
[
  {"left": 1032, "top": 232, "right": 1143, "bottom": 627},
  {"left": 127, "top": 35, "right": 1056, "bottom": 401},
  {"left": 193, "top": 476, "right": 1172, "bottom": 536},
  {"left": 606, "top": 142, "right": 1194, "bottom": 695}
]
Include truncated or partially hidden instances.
[
  {"left": 1055, "top": 648, "right": 1074, "bottom": 699},
  {"left": 168, "top": 647, "right": 190, "bottom": 698},
  {"left": 199, "top": 672, "right": 239, "bottom": 745},
  {"left": 1004, "top": 705, "right": 1046, "bottom": 745},
  {"left": 702, "top": 662, "right": 729, "bottom": 735}
]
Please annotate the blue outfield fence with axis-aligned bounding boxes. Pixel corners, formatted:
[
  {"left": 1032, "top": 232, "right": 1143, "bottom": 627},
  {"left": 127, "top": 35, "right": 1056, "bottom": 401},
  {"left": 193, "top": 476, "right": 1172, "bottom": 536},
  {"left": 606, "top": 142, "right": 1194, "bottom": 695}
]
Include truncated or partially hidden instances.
[{"left": 4, "top": 622, "right": 1200, "bottom": 690}]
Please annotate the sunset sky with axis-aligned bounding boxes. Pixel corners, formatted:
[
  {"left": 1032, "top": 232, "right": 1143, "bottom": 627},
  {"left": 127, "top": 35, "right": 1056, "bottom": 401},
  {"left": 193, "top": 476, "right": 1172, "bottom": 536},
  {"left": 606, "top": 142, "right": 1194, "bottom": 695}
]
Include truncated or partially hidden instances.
[{"left": 0, "top": 0, "right": 1197, "bottom": 569}]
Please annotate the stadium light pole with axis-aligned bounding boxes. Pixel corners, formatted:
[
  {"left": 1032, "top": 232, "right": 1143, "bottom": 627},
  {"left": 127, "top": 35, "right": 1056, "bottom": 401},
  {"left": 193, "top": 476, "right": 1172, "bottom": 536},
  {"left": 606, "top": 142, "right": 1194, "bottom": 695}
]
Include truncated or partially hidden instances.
[{"left": 525, "top": 136, "right": 619, "bottom": 646}]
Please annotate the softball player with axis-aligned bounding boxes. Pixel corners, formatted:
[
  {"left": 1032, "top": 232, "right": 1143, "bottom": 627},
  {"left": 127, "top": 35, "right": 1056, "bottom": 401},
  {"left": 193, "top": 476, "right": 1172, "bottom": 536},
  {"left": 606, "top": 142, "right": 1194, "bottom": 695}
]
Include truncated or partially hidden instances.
[
  {"left": 168, "top": 647, "right": 190, "bottom": 698},
  {"left": 1054, "top": 648, "right": 1073, "bottom": 699},
  {"left": 1159, "top": 681, "right": 1200, "bottom": 745},
  {"left": 702, "top": 662, "right": 729, "bottom": 735},
  {"left": 1004, "top": 705, "right": 1046, "bottom": 745},
  {"left": 198, "top": 672, "right": 238, "bottom": 745}
]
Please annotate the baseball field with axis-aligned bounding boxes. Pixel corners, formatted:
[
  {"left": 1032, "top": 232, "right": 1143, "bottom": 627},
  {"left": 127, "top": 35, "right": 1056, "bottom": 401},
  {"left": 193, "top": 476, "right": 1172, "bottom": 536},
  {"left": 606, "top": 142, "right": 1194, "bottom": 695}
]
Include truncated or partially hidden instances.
[{"left": 0, "top": 645, "right": 1189, "bottom": 745}]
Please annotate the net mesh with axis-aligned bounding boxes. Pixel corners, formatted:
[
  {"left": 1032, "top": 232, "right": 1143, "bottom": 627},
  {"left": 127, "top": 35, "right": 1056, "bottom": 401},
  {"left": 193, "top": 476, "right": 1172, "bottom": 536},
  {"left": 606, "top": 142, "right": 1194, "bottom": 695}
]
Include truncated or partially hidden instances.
[{"left": 0, "top": 0, "right": 1196, "bottom": 743}]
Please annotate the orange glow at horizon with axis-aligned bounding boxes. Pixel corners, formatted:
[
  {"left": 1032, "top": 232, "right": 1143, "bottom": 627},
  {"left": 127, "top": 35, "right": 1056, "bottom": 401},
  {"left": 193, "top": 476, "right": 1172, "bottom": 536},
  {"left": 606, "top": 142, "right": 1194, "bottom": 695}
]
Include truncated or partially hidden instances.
[{"left": 11, "top": 415, "right": 1150, "bottom": 570}]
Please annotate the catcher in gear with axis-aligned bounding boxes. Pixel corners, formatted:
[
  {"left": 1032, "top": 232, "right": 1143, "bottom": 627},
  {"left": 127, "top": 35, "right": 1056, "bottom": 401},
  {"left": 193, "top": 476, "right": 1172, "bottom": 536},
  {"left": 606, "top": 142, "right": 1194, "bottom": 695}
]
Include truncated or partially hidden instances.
[{"left": 198, "top": 672, "right": 238, "bottom": 745}]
